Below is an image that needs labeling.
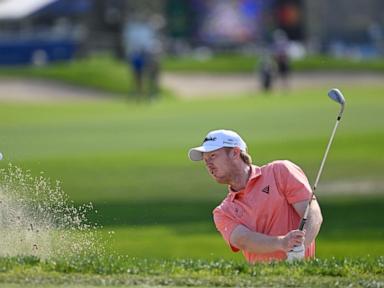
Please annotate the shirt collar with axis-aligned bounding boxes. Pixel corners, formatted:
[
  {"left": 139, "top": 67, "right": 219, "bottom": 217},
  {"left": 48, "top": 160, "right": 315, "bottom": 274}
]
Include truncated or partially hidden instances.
[{"left": 228, "top": 165, "right": 262, "bottom": 201}]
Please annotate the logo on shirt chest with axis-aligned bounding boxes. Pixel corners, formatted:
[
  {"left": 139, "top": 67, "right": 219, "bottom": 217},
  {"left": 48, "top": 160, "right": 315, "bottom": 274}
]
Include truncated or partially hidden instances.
[{"left": 262, "top": 185, "right": 270, "bottom": 194}]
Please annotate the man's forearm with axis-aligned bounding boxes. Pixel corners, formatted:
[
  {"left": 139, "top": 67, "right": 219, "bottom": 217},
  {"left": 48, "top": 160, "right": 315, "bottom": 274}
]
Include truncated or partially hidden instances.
[
  {"left": 303, "top": 200, "right": 323, "bottom": 247},
  {"left": 230, "top": 225, "right": 284, "bottom": 254},
  {"left": 241, "top": 231, "right": 283, "bottom": 253}
]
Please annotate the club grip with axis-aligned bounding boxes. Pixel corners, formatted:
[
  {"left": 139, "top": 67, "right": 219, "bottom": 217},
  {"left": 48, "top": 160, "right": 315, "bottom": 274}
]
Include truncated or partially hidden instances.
[{"left": 299, "top": 217, "right": 307, "bottom": 231}]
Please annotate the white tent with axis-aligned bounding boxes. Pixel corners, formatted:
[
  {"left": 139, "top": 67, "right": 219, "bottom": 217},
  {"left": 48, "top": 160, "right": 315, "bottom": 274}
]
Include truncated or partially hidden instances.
[{"left": 0, "top": 0, "right": 57, "bottom": 20}]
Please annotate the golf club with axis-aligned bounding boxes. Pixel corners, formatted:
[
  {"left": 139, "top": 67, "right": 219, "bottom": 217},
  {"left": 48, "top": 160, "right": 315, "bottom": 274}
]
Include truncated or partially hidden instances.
[{"left": 299, "top": 88, "right": 346, "bottom": 231}]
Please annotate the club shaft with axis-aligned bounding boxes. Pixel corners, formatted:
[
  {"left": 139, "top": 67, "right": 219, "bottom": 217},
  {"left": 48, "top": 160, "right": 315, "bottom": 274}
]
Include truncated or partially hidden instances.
[
  {"left": 313, "top": 119, "right": 340, "bottom": 191},
  {"left": 299, "top": 116, "right": 342, "bottom": 231}
]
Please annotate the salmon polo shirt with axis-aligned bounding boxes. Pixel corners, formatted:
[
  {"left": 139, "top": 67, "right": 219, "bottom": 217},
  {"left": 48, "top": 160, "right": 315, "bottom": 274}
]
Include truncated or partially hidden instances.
[{"left": 213, "top": 160, "right": 315, "bottom": 263}]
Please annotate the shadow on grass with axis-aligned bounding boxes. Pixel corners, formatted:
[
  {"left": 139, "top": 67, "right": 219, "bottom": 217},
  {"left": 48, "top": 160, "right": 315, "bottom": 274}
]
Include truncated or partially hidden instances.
[
  {"left": 90, "top": 200, "right": 217, "bottom": 227},
  {"left": 88, "top": 196, "right": 384, "bottom": 235}
]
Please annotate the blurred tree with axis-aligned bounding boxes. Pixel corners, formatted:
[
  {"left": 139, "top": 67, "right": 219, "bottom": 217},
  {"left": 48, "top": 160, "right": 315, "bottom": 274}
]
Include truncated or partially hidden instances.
[{"left": 86, "top": 0, "right": 126, "bottom": 57}]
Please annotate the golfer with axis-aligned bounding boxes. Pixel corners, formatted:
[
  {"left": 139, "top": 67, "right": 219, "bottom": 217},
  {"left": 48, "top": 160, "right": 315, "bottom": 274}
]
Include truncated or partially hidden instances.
[{"left": 188, "top": 129, "right": 323, "bottom": 263}]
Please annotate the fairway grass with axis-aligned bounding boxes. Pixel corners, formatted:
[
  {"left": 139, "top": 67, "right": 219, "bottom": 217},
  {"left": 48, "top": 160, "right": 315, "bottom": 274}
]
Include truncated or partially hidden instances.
[
  {"left": 1, "top": 86, "right": 383, "bottom": 202},
  {"left": 0, "top": 83, "right": 383, "bottom": 286},
  {"left": 91, "top": 194, "right": 384, "bottom": 260},
  {"left": 102, "top": 224, "right": 384, "bottom": 261}
]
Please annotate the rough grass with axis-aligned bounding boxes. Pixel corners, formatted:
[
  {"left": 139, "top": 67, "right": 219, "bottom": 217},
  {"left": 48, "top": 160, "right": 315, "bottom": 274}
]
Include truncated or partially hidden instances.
[
  {"left": 0, "top": 56, "right": 132, "bottom": 96},
  {"left": 164, "top": 54, "right": 384, "bottom": 73},
  {"left": 0, "top": 256, "right": 382, "bottom": 287}
]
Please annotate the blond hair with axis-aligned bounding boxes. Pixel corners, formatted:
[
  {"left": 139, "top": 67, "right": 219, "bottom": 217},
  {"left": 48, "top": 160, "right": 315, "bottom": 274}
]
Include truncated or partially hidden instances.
[
  {"left": 224, "top": 147, "right": 252, "bottom": 165},
  {"left": 240, "top": 150, "right": 252, "bottom": 165}
]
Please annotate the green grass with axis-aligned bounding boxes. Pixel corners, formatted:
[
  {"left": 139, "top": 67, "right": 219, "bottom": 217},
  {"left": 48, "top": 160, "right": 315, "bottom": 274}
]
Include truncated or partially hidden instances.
[
  {"left": 0, "top": 70, "right": 383, "bottom": 286},
  {"left": 93, "top": 195, "right": 384, "bottom": 260},
  {"left": 165, "top": 54, "right": 384, "bottom": 73},
  {"left": 0, "top": 256, "right": 382, "bottom": 287},
  {"left": 1, "top": 86, "right": 383, "bottom": 201},
  {"left": 164, "top": 53, "right": 258, "bottom": 73},
  {"left": 0, "top": 56, "right": 132, "bottom": 96},
  {"left": 0, "top": 86, "right": 383, "bottom": 251},
  {"left": 292, "top": 55, "right": 384, "bottom": 72},
  {"left": 0, "top": 55, "right": 383, "bottom": 97}
]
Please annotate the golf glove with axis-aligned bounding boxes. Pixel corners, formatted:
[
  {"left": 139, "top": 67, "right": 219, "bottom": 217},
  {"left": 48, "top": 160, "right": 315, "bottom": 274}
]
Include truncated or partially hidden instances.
[{"left": 286, "top": 244, "right": 305, "bottom": 262}]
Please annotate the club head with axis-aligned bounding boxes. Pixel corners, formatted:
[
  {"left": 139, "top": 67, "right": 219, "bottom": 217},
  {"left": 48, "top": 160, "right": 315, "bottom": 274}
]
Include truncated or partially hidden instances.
[{"left": 328, "top": 88, "right": 345, "bottom": 105}]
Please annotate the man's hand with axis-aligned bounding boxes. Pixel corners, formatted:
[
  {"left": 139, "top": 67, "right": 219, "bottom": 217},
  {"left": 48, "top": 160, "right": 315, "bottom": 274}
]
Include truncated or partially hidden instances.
[
  {"left": 286, "top": 244, "right": 305, "bottom": 261},
  {"left": 278, "top": 229, "right": 305, "bottom": 252}
]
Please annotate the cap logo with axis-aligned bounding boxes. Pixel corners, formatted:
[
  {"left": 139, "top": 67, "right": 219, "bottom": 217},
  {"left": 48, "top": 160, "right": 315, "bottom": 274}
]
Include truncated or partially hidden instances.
[
  {"left": 203, "top": 137, "right": 217, "bottom": 144},
  {"left": 223, "top": 139, "right": 235, "bottom": 145}
]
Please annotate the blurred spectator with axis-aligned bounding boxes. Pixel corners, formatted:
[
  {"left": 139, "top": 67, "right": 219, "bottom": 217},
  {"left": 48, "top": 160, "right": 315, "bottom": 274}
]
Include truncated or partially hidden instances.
[
  {"left": 130, "top": 48, "right": 146, "bottom": 97},
  {"left": 146, "top": 40, "right": 161, "bottom": 97},
  {"left": 272, "top": 29, "right": 291, "bottom": 90},
  {"left": 122, "top": 16, "right": 162, "bottom": 101},
  {"left": 258, "top": 49, "right": 276, "bottom": 93},
  {"left": 368, "top": 22, "right": 384, "bottom": 56}
]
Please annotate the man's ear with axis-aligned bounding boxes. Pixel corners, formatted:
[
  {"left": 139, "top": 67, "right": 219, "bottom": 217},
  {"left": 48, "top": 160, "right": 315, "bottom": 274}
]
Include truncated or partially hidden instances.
[{"left": 232, "top": 147, "right": 241, "bottom": 159}]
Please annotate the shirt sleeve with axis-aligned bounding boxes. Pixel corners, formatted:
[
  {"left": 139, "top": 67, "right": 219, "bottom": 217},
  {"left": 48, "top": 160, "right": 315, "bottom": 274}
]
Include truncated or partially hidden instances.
[
  {"left": 213, "top": 207, "right": 240, "bottom": 252},
  {"left": 273, "top": 160, "right": 312, "bottom": 204}
]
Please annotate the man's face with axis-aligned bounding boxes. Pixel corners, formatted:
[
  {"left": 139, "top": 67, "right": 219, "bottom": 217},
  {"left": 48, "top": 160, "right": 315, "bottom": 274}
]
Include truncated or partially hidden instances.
[{"left": 203, "top": 148, "right": 235, "bottom": 184}]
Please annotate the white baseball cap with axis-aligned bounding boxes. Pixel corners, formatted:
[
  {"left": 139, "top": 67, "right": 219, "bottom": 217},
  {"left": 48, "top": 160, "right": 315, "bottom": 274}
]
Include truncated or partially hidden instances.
[{"left": 188, "top": 129, "right": 247, "bottom": 161}]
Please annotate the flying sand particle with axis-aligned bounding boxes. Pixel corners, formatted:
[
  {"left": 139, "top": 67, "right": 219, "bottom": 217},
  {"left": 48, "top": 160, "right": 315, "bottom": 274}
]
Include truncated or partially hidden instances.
[{"left": 0, "top": 164, "right": 104, "bottom": 259}]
